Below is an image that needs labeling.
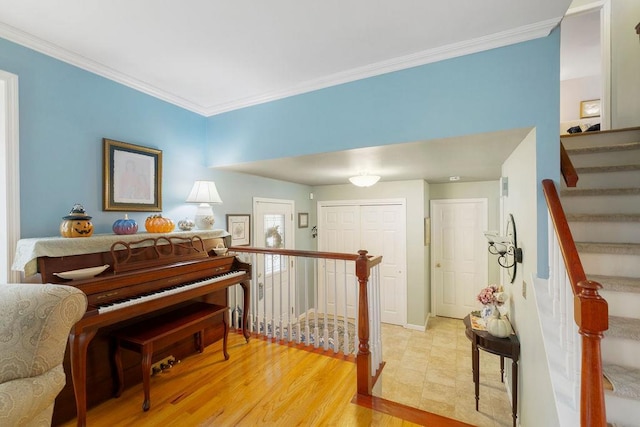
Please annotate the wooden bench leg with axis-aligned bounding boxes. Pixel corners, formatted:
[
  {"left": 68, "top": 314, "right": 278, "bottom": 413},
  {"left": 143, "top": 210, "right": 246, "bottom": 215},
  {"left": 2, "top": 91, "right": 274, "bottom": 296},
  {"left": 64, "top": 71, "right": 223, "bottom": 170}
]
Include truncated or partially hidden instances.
[
  {"left": 114, "top": 339, "right": 124, "bottom": 398},
  {"left": 141, "top": 343, "right": 153, "bottom": 412}
]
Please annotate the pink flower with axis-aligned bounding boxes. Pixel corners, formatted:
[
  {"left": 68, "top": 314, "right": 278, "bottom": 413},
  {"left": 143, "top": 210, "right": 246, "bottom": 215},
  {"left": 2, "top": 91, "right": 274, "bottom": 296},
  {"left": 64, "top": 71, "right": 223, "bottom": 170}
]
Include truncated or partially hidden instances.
[{"left": 477, "top": 284, "right": 505, "bottom": 306}]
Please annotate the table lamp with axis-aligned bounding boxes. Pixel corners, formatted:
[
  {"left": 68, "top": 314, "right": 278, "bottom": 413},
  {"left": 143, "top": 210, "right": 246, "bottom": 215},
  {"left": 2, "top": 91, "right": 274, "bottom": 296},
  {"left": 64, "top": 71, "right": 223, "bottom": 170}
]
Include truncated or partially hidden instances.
[{"left": 186, "top": 181, "right": 223, "bottom": 230}]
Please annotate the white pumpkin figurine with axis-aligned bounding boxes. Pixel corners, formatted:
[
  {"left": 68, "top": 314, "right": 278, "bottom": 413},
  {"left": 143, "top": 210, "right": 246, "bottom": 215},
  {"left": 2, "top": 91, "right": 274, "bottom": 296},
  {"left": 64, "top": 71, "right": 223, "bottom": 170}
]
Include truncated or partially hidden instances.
[{"left": 486, "top": 314, "right": 512, "bottom": 338}]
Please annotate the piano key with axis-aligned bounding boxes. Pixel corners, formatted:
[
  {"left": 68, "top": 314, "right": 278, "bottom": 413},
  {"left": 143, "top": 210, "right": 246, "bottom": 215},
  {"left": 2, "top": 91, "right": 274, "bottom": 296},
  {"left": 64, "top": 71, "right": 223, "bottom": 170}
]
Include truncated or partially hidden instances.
[{"left": 97, "top": 270, "right": 246, "bottom": 314}]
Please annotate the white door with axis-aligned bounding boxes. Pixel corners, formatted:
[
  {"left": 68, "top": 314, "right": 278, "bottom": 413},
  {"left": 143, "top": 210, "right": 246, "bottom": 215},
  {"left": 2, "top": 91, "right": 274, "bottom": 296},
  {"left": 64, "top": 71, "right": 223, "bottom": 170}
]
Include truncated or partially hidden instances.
[
  {"left": 253, "top": 198, "right": 296, "bottom": 325},
  {"left": 431, "top": 199, "right": 488, "bottom": 319},
  {"left": 360, "top": 204, "right": 406, "bottom": 325},
  {"left": 317, "top": 205, "right": 360, "bottom": 319},
  {"left": 318, "top": 202, "right": 407, "bottom": 325}
]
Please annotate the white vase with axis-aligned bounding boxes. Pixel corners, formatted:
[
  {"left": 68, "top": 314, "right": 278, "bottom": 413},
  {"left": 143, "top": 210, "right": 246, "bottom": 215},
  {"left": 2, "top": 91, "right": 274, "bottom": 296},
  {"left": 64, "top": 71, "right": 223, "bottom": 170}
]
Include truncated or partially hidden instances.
[{"left": 480, "top": 304, "right": 497, "bottom": 320}]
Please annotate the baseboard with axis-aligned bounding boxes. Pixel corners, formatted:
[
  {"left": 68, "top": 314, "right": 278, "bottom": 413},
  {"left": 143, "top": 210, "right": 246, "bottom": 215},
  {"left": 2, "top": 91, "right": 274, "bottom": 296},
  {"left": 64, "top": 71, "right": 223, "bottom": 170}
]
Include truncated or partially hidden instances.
[{"left": 404, "top": 313, "right": 430, "bottom": 332}]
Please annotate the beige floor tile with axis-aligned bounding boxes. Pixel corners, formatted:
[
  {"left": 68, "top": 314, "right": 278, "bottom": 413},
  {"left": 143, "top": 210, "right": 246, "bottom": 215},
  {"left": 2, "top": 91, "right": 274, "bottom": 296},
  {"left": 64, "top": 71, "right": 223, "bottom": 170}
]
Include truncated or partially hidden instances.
[{"left": 378, "top": 315, "right": 513, "bottom": 427}]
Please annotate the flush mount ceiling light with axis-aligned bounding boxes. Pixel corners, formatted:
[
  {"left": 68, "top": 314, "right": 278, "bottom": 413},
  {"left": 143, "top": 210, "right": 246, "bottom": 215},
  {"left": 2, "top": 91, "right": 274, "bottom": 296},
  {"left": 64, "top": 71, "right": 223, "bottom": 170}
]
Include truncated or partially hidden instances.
[{"left": 349, "top": 172, "right": 381, "bottom": 187}]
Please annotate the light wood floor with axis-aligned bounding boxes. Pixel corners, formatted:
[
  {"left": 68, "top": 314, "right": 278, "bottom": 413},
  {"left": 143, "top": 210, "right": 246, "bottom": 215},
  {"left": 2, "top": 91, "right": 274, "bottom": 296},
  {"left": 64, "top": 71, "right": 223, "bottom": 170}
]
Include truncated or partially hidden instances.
[{"left": 60, "top": 331, "right": 472, "bottom": 426}]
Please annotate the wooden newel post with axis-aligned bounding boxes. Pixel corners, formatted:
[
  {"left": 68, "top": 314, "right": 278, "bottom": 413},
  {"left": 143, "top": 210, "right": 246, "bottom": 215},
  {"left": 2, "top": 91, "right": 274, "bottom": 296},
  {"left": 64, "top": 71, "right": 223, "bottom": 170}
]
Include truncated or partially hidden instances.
[
  {"left": 355, "top": 249, "right": 372, "bottom": 395},
  {"left": 575, "top": 280, "right": 608, "bottom": 427}
]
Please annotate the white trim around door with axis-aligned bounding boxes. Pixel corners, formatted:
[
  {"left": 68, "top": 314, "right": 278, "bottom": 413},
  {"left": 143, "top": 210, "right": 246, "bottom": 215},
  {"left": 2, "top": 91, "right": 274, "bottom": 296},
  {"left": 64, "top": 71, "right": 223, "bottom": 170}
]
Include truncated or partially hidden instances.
[{"left": 0, "top": 70, "right": 20, "bottom": 283}]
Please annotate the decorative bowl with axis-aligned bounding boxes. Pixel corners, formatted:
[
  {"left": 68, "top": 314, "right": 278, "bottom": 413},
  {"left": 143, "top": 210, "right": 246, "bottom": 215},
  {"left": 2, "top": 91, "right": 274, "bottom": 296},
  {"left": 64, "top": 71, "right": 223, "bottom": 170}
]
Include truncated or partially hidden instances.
[{"left": 214, "top": 247, "right": 228, "bottom": 256}]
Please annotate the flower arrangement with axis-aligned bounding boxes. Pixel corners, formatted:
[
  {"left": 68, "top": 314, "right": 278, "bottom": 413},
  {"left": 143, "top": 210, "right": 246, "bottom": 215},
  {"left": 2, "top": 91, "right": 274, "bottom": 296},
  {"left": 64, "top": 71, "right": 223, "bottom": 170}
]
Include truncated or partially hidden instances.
[
  {"left": 477, "top": 284, "right": 509, "bottom": 319},
  {"left": 477, "top": 284, "right": 506, "bottom": 306}
]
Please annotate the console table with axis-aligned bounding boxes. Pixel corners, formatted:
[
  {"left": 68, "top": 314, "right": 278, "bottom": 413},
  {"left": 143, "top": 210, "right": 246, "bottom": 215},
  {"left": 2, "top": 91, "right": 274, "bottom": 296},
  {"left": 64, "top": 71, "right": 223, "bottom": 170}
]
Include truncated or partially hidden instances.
[{"left": 463, "top": 314, "right": 520, "bottom": 427}]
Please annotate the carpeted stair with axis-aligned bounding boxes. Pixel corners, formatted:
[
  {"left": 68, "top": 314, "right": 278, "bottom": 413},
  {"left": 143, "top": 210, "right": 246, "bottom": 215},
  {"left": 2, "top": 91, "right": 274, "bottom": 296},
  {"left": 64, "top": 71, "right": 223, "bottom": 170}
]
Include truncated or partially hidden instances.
[{"left": 561, "top": 128, "right": 640, "bottom": 426}]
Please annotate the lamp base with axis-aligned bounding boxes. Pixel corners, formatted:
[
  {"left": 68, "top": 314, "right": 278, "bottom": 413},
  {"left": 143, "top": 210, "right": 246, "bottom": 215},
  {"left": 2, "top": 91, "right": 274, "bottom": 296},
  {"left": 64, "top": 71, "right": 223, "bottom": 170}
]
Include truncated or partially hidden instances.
[
  {"left": 193, "top": 203, "right": 215, "bottom": 230},
  {"left": 194, "top": 215, "right": 215, "bottom": 230}
]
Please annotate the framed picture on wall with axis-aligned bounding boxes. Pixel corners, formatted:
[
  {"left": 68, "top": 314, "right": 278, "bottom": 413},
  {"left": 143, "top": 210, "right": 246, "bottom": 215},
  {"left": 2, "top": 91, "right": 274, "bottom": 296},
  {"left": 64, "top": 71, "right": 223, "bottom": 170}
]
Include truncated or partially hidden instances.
[
  {"left": 227, "top": 214, "right": 251, "bottom": 246},
  {"left": 103, "top": 138, "right": 162, "bottom": 211},
  {"left": 580, "top": 99, "right": 601, "bottom": 118},
  {"left": 298, "top": 212, "right": 309, "bottom": 228}
]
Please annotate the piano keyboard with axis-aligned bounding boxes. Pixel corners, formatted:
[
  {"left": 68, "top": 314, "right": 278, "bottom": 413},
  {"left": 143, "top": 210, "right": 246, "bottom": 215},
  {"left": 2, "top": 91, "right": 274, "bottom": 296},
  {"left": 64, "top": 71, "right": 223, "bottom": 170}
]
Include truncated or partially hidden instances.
[{"left": 97, "top": 270, "right": 246, "bottom": 314}]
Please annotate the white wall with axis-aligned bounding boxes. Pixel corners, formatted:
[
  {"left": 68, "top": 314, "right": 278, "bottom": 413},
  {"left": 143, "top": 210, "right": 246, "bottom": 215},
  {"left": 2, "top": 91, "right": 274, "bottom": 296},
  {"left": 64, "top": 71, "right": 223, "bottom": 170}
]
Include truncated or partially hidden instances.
[
  {"left": 611, "top": 0, "right": 640, "bottom": 128},
  {"left": 503, "top": 128, "right": 560, "bottom": 426},
  {"left": 312, "top": 180, "right": 428, "bottom": 327},
  {"left": 560, "top": 75, "right": 602, "bottom": 123}
]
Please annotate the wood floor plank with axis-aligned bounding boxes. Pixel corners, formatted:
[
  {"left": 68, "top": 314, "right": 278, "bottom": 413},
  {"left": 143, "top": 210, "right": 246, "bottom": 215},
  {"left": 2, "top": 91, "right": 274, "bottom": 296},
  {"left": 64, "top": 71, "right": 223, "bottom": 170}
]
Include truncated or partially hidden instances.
[{"left": 59, "top": 332, "right": 460, "bottom": 426}]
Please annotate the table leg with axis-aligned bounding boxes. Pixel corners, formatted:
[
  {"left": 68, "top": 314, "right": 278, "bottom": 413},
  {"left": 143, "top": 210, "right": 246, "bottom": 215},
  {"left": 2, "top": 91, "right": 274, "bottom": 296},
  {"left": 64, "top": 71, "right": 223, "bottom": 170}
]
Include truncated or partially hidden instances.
[
  {"left": 472, "top": 340, "right": 479, "bottom": 411},
  {"left": 500, "top": 356, "right": 504, "bottom": 383},
  {"left": 512, "top": 359, "right": 518, "bottom": 427}
]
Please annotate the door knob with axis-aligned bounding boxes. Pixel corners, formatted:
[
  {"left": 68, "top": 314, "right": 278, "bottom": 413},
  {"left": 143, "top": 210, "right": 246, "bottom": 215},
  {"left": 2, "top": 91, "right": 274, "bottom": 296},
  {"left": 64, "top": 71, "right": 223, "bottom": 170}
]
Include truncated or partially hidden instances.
[{"left": 436, "top": 263, "right": 441, "bottom": 267}]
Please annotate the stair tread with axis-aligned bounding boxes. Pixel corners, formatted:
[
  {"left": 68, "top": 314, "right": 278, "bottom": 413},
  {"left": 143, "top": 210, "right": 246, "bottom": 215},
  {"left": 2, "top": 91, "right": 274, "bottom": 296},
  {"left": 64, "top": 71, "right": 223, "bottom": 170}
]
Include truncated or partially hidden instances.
[
  {"left": 588, "top": 274, "right": 640, "bottom": 293},
  {"left": 603, "top": 363, "right": 640, "bottom": 401},
  {"left": 606, "top": 316, "right": 640, "bottom": 341},
  {"left": 566, "top": 142, "right": 640, "bottom": 155},
  {"left": 567, "top": 213, "right": 640, "bottom": 222},
  {"left": 576, "top": 241, "right": 640, "bottom": 255},
  {"left": 575, "top": 164, "right": 640, "bottom": 174},
  {"left": 561, "top": 187, "right": 640, "bottom": 197}
]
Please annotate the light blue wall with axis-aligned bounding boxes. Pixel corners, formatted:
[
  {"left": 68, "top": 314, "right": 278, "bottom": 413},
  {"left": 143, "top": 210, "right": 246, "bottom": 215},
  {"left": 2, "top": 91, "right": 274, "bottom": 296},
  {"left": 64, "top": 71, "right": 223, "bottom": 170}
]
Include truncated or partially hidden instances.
[
  {"left": 206, "top": 30, "right": 561, "bottom": 276},
  {"left": 0, "top": 37, "right": 313, "bottom": 240}
]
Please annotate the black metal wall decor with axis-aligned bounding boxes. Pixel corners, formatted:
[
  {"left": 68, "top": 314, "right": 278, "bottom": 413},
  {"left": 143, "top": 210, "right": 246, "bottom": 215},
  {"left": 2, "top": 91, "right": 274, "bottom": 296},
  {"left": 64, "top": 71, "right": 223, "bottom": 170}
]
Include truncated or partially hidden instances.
[{"left": 484, "top": 214, "right": 523, "bottom": 283}]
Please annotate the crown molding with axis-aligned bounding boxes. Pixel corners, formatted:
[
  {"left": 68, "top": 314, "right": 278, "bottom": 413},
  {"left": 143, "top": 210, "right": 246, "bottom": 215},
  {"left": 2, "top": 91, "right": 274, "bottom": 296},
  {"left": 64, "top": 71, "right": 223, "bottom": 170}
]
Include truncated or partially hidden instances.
[
  {"left": 203, "top": 17, "right": 561, "bottom": 116},
  {"left": 1, "top": 17, "right": 561, "bottom": 118},
  {"left": 0, "top": 23, "right": 210, "bottom": 115}
]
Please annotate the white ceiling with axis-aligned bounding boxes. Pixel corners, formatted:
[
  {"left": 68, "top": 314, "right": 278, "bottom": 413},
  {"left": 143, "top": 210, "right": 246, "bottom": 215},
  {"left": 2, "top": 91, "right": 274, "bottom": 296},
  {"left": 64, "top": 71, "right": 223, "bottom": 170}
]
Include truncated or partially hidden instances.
[
  {"left": 0, "top": 0, "right": 571, "bottom": 116},
  {"left": 0, "top": 1, "right": 573, "bottom": 186},
  {"left": 218, "top": 128, "right": 534, "bottom": 185}
]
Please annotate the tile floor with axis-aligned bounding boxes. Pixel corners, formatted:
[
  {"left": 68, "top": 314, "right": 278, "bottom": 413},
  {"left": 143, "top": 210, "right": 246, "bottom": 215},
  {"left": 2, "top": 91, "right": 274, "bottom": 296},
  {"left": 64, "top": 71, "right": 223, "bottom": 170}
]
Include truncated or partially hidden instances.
[{"left": 376, "top": 316, "right": 514, "bottom": 427}]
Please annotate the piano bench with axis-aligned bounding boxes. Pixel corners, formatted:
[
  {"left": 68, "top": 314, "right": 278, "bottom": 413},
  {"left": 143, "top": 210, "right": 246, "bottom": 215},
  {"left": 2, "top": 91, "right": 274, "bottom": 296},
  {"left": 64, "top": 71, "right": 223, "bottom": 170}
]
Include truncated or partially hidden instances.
[{"left": 112, "top": 302, "right": 229, "bottom": 412}]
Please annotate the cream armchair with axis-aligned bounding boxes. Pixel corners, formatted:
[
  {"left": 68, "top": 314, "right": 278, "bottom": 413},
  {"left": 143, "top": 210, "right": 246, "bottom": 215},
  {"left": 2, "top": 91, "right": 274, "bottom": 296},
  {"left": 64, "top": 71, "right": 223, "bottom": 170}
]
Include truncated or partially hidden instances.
[{"left": 0, "top": 283, "right": 87, "bottom": 427}]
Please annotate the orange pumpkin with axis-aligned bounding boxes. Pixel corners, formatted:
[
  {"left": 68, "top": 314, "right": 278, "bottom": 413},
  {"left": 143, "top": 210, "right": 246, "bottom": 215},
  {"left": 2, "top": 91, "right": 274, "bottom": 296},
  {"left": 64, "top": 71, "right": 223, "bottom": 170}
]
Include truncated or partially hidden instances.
[
  {"left": 60, "top": 204, "right": 94, "bottom": 238},
  {"left": 145, "top": 214, "right": 175, "bottom": 233}
]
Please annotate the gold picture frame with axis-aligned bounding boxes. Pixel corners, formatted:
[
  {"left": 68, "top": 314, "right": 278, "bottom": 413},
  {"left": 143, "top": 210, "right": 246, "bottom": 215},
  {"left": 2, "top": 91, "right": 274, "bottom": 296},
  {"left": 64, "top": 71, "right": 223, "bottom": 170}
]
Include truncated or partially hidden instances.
[
  {"left": 580, "top": 99, "right": 600, "bottom": 119},
  {"left": 103, "top": 138, "right": 162, "bottom": 211}
]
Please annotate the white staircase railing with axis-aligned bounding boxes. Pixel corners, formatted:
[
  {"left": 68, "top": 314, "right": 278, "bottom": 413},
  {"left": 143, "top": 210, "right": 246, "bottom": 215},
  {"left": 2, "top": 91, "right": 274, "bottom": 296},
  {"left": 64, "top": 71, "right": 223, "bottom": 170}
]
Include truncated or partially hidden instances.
[
  {"left": 227, "top": 247, "right": 383, "bottom": 391},
  {"left": 546, "top": 210, "right": 582, "bottom": 412}
]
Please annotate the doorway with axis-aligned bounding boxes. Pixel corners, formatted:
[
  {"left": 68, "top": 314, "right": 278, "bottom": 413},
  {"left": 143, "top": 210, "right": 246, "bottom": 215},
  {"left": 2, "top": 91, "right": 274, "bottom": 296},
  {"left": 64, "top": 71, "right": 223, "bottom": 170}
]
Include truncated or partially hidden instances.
[
  {"left": 560, "top": 2, "right": 610, "bottom": 130},
  {"left": 317, "top": 200, "right": 407, "bottom": 326},
  {"left": 253, "top": 198, "right": 296, "bottom": 322},
  {"left": 431, "top": 198, "right": 488, "bottom": 319}
]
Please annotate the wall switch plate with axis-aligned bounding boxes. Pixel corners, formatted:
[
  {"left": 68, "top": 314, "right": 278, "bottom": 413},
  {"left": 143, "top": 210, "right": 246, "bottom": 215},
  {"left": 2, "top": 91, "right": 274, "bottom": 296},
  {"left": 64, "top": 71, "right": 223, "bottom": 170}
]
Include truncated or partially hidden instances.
[{"left": 522, "top": 280, "right": 527, "bottom": 299}]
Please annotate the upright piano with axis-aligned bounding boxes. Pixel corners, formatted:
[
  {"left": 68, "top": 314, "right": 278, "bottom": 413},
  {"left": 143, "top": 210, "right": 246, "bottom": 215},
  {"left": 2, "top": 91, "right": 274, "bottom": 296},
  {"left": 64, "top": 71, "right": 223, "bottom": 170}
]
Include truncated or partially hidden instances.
[{"left": 14, "top": 231, "right": 251, "bottom": 427}]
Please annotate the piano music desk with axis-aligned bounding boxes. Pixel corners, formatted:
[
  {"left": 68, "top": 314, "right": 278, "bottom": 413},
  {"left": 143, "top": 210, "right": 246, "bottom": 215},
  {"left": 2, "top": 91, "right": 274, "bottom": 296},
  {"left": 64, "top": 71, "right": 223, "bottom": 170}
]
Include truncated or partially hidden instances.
[{"left": 113, "top": 302, "right": 229, "bottom": 412}]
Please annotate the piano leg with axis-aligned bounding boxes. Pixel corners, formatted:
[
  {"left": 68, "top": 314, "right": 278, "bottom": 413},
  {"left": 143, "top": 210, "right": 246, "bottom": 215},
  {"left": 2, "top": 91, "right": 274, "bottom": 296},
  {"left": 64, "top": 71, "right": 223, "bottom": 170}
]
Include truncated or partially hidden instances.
[
  {"left": 68, "top": 327, "right": 97, "bottom": 427},
  {"left": 141, "top": 343, "right": 152, "bottom": 412},
  {"left": 240, "top": 280, "right": 251, "bottom": 342}
]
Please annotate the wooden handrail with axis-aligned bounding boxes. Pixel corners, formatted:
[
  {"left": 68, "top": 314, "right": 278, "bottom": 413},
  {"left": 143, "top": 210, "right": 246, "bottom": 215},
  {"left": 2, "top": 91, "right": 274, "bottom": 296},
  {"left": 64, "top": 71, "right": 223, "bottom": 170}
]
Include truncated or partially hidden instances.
[
  {"left": 229, "top": 246, "right": 382, "bottom": 264},
  {"left": 542, "top": 179, "right": 608, "bottom": 427},
  {"left": 560, "top": 142, "right": 579, "bottom": 188}
]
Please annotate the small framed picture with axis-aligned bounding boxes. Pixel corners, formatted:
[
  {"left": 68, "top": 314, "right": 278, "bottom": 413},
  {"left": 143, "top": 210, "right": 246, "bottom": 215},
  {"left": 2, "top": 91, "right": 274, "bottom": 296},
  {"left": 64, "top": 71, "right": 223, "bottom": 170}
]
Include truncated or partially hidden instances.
[
  {"left": 580, "top": 99, "right": 601, "bottom": 119},
  {"left": 226, "top": 214, "right": 251, "bottom": 246},
  {"left": 298, "top": 212, "right": 309, "bottom": 228},
  {"left": 103, "top": 138, "right": 162, "bottom": 211}
]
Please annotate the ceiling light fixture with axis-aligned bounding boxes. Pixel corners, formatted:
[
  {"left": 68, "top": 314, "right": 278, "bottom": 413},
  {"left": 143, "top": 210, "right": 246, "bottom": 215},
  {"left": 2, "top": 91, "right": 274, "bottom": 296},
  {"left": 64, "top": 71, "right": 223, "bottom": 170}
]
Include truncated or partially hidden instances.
[{"left": 349, "top": 172, "right": 381, "bottom": 187}]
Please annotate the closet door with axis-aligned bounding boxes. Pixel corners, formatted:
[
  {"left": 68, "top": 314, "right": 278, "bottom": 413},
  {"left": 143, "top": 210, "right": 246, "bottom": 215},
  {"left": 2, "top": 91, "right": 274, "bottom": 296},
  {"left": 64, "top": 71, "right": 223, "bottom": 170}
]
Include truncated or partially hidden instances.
[
  {"left": 318, "top": 202, "right": 406, "bottom": 325},
  {"left": 318, "top": 205, "right": 360, "bottom": 318}
]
